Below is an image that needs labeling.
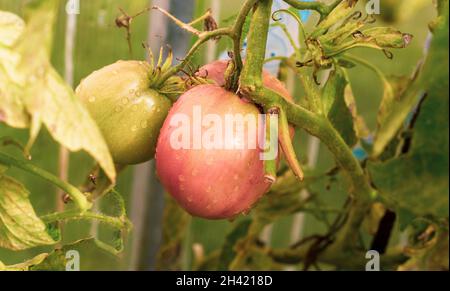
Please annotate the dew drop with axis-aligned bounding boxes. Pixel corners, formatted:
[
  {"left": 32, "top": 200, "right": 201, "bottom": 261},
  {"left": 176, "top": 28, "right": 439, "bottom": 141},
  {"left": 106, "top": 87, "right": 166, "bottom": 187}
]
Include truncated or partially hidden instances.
[
  {"left": 206, "top": 186, "right": 212, "bottom": 193},
  {"left": 178, "top": 175, "right": 186, "bottom": 182},
  {"left": 156, "top": 107, "right": 161, "bottom": 113},
  {"left": 187, "top": 196, "right": 192, "bottom": 202},
  {"left": 88, "top": 96, "right": 96, "bottom": 103},
  {"left": 121, "top": 97, "right": 129, "bottom": 105},
  {"left": 180, "top": 185, "right": 185, "bottom": 192},
  {"left": 206, "top": 204, "right": 211, "bottom": 209},
  {"left": 131, "top": 104, "right": 139, "bottom": 111},
  {"left": 242, "top": 209, "right": 251, "bottom": 216},
  {"left": 135, "top": 91, "right": 141, "bottom": 97},
  {"left": 140, "top": 120, "right": 148, "bottom": 129},
  {"left": 131, "top": 125, "right": 138, "bottom": 132},
  {"left": 129, "top": 88, "right": 135, "bottom": 94}
]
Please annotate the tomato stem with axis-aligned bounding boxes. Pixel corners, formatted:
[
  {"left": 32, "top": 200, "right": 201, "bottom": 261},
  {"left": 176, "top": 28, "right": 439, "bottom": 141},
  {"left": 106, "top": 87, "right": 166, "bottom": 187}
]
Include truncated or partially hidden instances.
[
  {"left": 0, "top": 152, "right": 92, "bottom": 212},
  {"left": 239, "top": 0, "right": 373, "bottom": 258}
]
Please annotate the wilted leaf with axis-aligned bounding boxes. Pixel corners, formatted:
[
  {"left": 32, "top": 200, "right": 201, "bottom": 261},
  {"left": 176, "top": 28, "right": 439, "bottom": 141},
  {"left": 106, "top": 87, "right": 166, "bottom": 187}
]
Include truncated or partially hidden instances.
[
  {"left": 0, "top": 11, "right": 25, "bottom": 47},
  {"left": 0, "top": 175, "right": 56, "bottom": 250},
  {"left": 0, "top": 11, "right": 29, "bottom": 128},
  {"left": 369, "top": 4, "right": 449, "bottom": 219},
  {"left": 0, "top": 2, "right": 116, "bottom": 181}
]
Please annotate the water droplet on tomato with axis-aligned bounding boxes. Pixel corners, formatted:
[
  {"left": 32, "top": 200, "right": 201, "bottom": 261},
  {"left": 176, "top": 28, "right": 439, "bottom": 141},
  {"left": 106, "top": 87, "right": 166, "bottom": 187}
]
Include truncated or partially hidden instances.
[
  {"left": 131, "top": 125, "right": 138, "bottom": 132},
  {"left": 187, "top": 196, "right": 192, "bottom": 202},
  {"left": 206, "top": 186, "right": 212, "bottom": 193},
  {"left": 121, "top": 97, "right": 129, "bottom": 105},
  {"left": 131, "top": 104, "right": 139, "bottom": 111},
  {"left": 129, "top": 88, "right": 135, "bottom": 94},
  {"left": 140, "top": 120, "right": 148, "bottom": 129},
  {"left": 178, "top": 175, "right": 185, "bottom": 182},
  {"left": 88, "top": 96, "right": 96, "bottom": 103}
]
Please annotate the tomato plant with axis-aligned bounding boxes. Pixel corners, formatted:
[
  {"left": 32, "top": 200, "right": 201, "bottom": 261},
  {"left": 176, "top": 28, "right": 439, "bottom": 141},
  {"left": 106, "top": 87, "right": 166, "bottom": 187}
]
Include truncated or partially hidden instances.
[{"left": 0, "top": 0, "right": 448, "bottom": 271}]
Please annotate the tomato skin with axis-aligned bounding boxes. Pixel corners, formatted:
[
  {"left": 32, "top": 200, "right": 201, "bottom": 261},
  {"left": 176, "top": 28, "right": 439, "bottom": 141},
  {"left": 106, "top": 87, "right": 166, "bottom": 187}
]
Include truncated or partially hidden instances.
[
  {"left": 76, "top": 60, "right": 172, "bottom": 165},
  {"left": 155, "top": 84, "right": 271, "bottom": 219}
]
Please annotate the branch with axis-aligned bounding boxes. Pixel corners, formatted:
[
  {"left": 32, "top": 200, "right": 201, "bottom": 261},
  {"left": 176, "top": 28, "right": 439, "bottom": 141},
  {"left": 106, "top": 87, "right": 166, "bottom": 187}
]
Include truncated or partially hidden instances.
[
  {"left": 239, "top": 0, "right": 373, "bottom": 257},
  {"left": 0, "top": 152, "right": 92, "bottom": 212}
]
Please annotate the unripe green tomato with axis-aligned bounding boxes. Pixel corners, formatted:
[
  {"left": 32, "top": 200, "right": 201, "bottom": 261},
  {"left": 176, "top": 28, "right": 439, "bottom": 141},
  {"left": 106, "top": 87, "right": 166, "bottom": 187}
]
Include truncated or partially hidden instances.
[{"left": 76, "top": 60, "right": 172, "bottom": 165}]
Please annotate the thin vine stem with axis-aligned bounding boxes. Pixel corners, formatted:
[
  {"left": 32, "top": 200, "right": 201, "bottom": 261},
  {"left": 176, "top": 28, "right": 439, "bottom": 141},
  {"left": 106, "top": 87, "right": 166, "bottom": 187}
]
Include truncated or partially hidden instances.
[
  {"left": 40, "top": 209, "right": 131, "bottom": 231},
  {"left": 0, "top": 152, "right": 92, "bottom": 212}
]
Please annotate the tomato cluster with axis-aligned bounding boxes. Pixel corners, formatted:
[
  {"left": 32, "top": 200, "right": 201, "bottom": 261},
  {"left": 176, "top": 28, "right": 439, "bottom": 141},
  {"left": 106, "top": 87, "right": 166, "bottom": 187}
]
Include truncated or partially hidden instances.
[{"left": 77, "top": 60, "right": 292, "bottom": 219}]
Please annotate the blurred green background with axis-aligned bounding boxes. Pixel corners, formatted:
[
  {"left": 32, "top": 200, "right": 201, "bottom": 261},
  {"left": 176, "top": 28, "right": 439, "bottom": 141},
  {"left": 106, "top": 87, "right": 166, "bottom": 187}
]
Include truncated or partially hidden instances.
[{"left": 0, "top": 0, "right": 437, "bottom": 270}]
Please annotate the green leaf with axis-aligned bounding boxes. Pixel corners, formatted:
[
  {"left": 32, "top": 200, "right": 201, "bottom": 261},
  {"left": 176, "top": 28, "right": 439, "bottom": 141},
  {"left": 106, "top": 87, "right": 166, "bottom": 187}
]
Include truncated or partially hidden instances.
[
  {"left": 323, "top": 69, "right": 357, "bottom": 146},
  {"left": 368, "top": 4, "right": 449, "bottom": 219},
  {"left": 0, "top": 2, "right": 116, "bottom": 182},
  {"left": 0, "top": 175, "right": 56, "bottom": 250}
]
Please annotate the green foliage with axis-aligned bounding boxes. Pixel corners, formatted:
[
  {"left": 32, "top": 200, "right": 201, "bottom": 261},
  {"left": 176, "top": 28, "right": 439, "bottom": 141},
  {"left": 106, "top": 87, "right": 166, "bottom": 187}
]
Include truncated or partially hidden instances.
[
  {"left": 0, "top": 0, "right": 448, "bottom": 271},
  {"left": 369, "top": 1, "right": 449, "bottom": 220},
  {"left": 0, "top": 174, "right": 55, "bottom": 250}
]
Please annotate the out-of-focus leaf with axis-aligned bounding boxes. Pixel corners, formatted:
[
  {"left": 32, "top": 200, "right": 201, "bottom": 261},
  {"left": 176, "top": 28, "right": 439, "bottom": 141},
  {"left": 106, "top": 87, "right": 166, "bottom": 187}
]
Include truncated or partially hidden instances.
[
  {"left": 369, "top": 4, "right": 449, "bottom": 219},
  {"left": 0, "top": 2, "right": 116, "bottom": 182},
  {"left": 1, "top": 253, "right": 48, "bottom": 271},
  {"left": 30, "top": 238, "right": 122, "bottom": 271},
  {"left": 0, "top": 175, "right": 56, "bottom": 250},
  {"left": 0, "top": 11, "right": 24, "bottom": 47},
  {"left": 323, "top": 69, "right": 357, "bottom": 146},
  {"left": 217, "top": 219, "right": 252, "bottom": 270},
  {"left": 0, "top": 11, "right": 29, "bottom": 128},
  {"left": 156, "top": 194, "right": 191, "bottom": 270},
  {"left": 399, "top": 227, "right": 449, "bottom": 271}
]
